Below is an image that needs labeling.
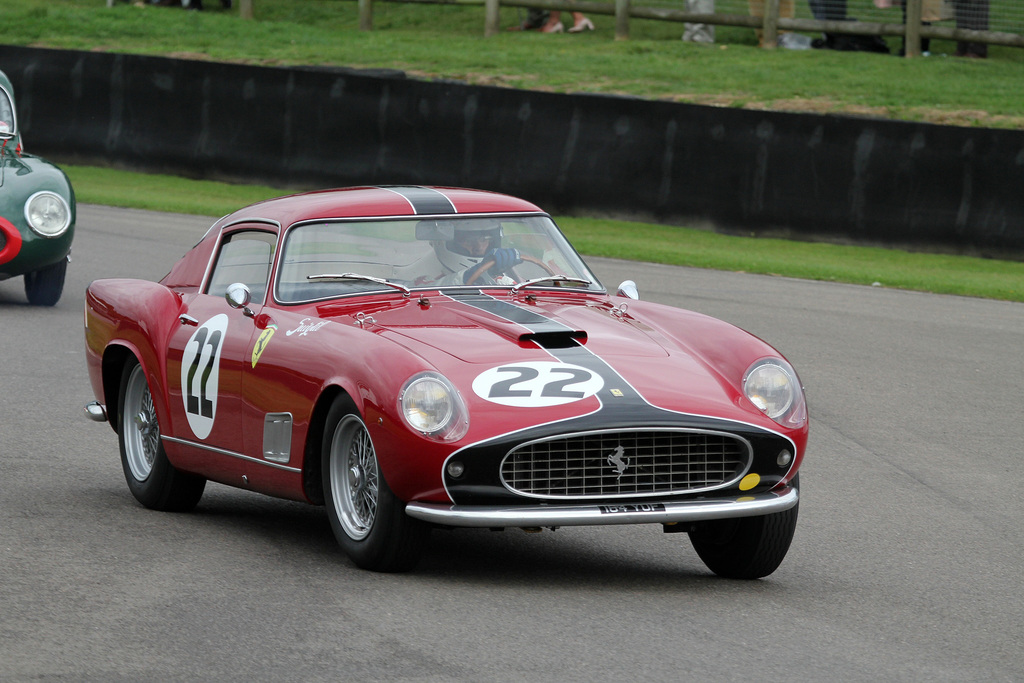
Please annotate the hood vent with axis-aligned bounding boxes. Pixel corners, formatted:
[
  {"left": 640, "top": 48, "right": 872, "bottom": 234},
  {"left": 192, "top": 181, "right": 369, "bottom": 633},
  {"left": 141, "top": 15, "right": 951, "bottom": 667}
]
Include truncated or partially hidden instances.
[{"left": 519, "top": 330, "right": 587, "bottom": 349}]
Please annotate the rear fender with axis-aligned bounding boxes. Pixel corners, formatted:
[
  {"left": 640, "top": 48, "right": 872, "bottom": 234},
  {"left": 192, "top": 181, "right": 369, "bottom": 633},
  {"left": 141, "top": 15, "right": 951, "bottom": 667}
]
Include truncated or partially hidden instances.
[{"left": 85, "top": 279, "right": 187, "bottom": 438}]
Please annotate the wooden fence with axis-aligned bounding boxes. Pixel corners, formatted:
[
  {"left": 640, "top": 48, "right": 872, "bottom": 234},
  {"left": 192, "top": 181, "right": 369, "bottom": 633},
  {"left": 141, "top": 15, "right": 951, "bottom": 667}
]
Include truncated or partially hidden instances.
[
  {"left": 108, "top": 0, "right": 1024, "bottom": 56},
  {"left": 356, "top": 0, "right": 1024, "bottom": 55}
]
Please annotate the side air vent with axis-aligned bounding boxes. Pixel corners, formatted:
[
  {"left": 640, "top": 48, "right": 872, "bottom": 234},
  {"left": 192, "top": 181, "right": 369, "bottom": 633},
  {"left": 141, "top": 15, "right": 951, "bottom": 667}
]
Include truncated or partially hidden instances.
[{"left": 263, "top": 412, "right": 293, "bottom": 463}]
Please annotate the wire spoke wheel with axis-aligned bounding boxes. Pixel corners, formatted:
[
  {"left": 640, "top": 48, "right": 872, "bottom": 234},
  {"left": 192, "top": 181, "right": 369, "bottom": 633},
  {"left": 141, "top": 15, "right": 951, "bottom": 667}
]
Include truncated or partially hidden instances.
[
  {"left": 117, "top": 358, "right": 205, "bottom": 512},
  {"left": 321, "top": 398, "right": 429, "bottom": 571},
  {"left": 122, "top": 363, "right": 160, "bottom": 482},
  {"left": 329, "top": 415, "right": 380, "bottom": 540}
]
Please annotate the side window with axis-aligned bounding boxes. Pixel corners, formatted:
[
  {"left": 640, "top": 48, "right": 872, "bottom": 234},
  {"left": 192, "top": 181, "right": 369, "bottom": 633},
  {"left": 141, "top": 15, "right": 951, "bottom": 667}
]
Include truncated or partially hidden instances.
[
  {"left": 206, "top": 231, "right": 277, "bottom": 303},
  {"left": 0, "top": 90, "right": 14, "bottom": 136}
]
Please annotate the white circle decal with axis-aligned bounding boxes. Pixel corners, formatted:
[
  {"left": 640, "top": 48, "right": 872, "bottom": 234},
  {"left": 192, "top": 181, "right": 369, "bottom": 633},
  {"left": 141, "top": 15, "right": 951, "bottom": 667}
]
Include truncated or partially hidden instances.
[
  {"left": 472, "top": 361, "right": 604, "bottom": 407},
  {"left": 180, "top": 314, "right": 228, "bottom": 439}
]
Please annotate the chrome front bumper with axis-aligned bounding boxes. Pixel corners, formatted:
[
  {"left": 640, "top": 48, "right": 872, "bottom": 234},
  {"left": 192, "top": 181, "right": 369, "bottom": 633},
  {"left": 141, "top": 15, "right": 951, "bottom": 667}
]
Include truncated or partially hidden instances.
[{"left": 405, "top": 484, "right": 798, "bottom": 528}]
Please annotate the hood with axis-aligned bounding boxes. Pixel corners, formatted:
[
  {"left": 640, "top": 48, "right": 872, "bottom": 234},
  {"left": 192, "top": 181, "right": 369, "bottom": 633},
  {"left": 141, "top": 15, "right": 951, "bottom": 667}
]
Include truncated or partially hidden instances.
[
  {"left": 370, "top": 294, "right": 669, "bottom": 364},
  {"left": 354, "top": 292, "right": 763, "bottom": 423}
]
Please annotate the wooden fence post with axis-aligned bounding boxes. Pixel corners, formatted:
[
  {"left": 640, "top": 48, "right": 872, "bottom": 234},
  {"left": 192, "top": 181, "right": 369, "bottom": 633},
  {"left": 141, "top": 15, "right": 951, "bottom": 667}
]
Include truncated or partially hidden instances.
[
  {"left": 762, "top": 0, "right": 780, "bottom": 48},
  {"left": 904, "top": 0, "right": 922, "bottom": 56},
  {"left": 359, "top": 0, "right": 373, "bottom": 30},
  {"left": 614, "top": 0, "right": 630, "bottom": 40},
  {"left": 239, "top": 0, "right": 253, "bottom": 19},
  {"left": 484, "top": 0, "right": 500, "bottom": 36}
]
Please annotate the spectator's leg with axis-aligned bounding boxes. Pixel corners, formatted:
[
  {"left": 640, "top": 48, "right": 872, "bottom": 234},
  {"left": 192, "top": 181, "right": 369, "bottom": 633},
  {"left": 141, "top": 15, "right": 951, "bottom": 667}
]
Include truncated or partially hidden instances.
[
  {"left": 954, "top": 0, "right": 989, "bottom": 57},
  {"left": 779, "top": 0, "right": 795, "bottom": 22},
  {"left": 748, "top": 0, "right": 766, "bottom": 45},
  {"left": 809, "top": 0, "right": 847, "bottom": 21},
  {"left": 683, "top": 0, "right": 715, "bottom": 43}
]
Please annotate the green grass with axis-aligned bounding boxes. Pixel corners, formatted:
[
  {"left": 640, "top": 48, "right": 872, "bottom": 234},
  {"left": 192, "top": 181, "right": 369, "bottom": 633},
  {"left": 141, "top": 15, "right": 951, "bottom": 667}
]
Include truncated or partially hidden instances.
[
  {"left": 65, "top": 164, "right": 1024, "bottom": 303},
  {"left": 1, "top": 0, "right": 1023, "bottom": 128},
  {"left": 10, "top": 1, "right": 1024, "bottom": 301}
]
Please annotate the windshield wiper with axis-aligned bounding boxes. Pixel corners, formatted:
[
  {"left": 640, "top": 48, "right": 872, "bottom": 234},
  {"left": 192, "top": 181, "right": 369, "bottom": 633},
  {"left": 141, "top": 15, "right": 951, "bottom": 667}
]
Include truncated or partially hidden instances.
[
  {"left": 307, "top": 272, "right": 411, "bottom": 297},
  {"left": 511, "top": 275, "right": 593, "bottom": 294}
]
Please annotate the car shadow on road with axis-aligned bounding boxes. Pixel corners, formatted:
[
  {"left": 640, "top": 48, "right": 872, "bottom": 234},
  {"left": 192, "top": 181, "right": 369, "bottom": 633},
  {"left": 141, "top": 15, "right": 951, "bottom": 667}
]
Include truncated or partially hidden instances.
[
  {"left": 414, "top": 526, "right": 735, "bottom": 588},
  {"left": 102, "top": 487, "right": 793, "bottom": 590}
]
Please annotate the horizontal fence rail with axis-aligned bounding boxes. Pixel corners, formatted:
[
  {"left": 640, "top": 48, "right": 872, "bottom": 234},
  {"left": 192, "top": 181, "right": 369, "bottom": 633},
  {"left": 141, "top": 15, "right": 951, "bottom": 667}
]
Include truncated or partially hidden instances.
[
  {"left": 348, "top": 0, "right": 1024, "bottom": 54},
  {"left": 105, "top": 0, "right": 1024, "bottom": 55}
]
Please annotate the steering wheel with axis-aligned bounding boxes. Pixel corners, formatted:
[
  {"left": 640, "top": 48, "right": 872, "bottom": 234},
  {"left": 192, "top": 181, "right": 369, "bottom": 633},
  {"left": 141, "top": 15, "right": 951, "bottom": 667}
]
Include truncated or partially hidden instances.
[{"left": 464, "top": 254, "right": 556, "bottom": 286}]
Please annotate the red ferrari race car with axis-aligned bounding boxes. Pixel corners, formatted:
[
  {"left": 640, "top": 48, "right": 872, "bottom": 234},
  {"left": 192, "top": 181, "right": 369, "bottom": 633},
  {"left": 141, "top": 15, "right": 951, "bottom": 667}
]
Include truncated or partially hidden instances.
[{"left": 84, "top": 186, "right": 808, "bottom": 578}]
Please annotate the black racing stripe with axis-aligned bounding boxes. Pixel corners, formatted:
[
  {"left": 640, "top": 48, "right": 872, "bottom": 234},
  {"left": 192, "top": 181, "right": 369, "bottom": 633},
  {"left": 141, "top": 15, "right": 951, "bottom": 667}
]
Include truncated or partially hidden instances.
[
  {"left": 381, "top": 186, "right": 457, "bottom": 215},
  {"left": 446, "top": 293, "right": 572, "bottom": 333},
  {"left": 540, "top": 343, "right": 647, "bottom": 406},
  {"left": 449, "top": 293, "right": 645, "bottom": 404}
]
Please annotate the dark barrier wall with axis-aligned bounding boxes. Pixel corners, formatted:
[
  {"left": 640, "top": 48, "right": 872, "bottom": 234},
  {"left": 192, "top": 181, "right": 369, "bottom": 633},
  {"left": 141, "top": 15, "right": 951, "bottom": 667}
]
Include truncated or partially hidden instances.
[{"left": 3, "top": 45, "right": 1022, "bottom": 257}]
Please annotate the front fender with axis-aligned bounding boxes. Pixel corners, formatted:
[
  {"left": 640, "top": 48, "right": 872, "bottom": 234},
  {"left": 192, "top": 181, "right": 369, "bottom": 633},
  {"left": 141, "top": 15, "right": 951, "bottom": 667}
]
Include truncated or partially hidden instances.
[
  {"left": 270, "top": 317, "right": 452, "bottom": 505},
  {"left": 0, "top": 154, "right": 75, "bottom": 277}
]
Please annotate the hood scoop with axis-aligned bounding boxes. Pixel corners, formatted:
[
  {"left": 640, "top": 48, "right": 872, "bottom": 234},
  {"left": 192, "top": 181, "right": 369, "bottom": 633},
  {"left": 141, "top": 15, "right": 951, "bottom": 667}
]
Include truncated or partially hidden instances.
[{"left": 519, "top": 330, "right": 587, "bottom": 348}]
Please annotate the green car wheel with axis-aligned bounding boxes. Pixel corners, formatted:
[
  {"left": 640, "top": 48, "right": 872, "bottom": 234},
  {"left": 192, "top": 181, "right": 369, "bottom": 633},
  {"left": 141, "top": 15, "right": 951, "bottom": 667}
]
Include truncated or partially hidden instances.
[{"left": 24, "top": 258, "right": 67, "bottom": 306}]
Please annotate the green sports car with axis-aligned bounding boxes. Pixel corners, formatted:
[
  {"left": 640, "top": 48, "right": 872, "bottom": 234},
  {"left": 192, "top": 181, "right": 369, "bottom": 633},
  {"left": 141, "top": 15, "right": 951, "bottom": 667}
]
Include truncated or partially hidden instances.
[{"left": 0, "top": 69, "right": 75, "bottom": 306}]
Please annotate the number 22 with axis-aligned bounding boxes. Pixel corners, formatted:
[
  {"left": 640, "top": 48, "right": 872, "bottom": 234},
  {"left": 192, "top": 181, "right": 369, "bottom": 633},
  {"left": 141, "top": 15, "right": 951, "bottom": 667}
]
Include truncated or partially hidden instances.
[
  {"left": 489, "top": 365, "right": 591, "bottom": 399},
  {"left": 185, "top": 327, "right": 222, "bottom": 418}
]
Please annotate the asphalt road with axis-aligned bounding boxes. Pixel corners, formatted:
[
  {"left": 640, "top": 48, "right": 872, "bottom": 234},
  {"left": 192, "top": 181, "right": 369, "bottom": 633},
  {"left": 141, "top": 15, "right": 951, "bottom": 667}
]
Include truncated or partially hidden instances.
[{"left": 2, "top": 204, "right": 1021, "bottom": 682}]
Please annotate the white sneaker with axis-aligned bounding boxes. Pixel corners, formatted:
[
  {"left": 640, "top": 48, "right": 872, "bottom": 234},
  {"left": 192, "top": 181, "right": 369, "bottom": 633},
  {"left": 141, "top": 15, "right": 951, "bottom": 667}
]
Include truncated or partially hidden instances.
[{"left": 778, "top": 33, "right": 812, "bottom": 50}]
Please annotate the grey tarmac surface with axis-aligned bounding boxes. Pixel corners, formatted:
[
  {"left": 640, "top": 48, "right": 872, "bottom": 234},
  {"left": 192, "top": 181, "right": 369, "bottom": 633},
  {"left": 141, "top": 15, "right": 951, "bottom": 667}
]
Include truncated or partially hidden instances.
[{"left": 1, "top": 204, "right": 1021, "bottom": 682}]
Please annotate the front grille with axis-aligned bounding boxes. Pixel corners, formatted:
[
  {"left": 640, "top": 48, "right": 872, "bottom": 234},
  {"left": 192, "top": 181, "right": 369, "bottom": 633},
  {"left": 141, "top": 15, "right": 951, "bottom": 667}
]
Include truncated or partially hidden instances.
[{"left": 501, "top": 429, "right": 750, "bottom": 499}]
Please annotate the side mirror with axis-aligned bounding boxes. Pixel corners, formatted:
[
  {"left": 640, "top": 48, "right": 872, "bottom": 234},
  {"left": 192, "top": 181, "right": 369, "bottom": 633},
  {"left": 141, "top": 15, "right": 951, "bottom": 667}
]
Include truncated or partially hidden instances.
[
  {"left": 616, "top": 280, "right": 639, "bottom": 300},
  {"left": 225, "top": 282, "right": 255, "bottom": 318}
]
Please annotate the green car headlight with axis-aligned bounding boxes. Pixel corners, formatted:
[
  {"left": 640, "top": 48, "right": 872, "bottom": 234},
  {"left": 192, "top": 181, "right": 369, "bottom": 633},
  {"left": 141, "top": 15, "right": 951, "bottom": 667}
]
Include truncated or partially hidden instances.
[
  {"left": 24, "top": 191, "right": 72, "bottom": 238},
  {"left": 399, "top": 372, "right": 468, "bottom": 441},
  {"left": 743, "top": 358, "right": 807, "bottom": 427}
]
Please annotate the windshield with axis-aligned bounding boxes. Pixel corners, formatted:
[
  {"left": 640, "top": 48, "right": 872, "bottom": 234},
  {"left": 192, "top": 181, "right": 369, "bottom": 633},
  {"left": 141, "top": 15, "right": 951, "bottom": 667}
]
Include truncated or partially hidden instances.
[
  {"left": 276, "top": 215, "right": 602, "bottom": 303},
  {"left": 0, "top": 87, "right": 14, "bottom": 138}
]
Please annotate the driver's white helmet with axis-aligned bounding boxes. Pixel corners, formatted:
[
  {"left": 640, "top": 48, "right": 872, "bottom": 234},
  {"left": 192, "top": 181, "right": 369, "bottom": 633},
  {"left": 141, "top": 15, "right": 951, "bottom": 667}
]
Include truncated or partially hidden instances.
[{"left": 430, "top": 219, "right": 503, "bottom": 275}]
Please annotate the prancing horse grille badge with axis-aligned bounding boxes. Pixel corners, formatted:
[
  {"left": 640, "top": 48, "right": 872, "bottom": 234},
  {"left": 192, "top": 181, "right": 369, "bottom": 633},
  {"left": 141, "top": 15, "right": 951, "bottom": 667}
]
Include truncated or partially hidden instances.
[{"left": 607, "top": 445, "right": 629, "bottom": 480}]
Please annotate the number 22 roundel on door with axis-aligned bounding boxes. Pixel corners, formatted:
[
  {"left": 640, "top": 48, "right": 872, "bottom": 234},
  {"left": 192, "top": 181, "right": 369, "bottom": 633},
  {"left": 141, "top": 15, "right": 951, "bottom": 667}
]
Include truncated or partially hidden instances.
[{"left": 180, "top": 314, "right": 229, "bottom": 439}]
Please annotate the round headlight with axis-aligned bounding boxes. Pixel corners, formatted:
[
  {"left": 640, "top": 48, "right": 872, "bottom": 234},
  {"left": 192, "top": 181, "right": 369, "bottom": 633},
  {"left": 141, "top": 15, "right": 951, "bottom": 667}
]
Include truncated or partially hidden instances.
[
  {"left": 399, "top": 373, "right": 468, "bottom": 441},
  {"left": 25, "top": 191, "right": 72, "bottom": 238},
  {"left": 743, "top": 359, "right": 806, "bottom": 427}
]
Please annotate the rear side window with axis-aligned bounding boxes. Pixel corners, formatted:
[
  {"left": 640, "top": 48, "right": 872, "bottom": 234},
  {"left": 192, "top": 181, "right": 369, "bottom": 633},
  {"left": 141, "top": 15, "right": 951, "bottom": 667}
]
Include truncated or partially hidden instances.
[{"left": 206, "top": 230, "right": 277, "bottom": 303}]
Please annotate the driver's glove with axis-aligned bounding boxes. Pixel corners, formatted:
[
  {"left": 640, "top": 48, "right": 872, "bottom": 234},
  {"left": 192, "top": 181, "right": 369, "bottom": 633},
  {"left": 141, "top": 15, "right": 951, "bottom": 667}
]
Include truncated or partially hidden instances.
[{"left": 488, "top": 248, "right": 523, "bottom": 273}]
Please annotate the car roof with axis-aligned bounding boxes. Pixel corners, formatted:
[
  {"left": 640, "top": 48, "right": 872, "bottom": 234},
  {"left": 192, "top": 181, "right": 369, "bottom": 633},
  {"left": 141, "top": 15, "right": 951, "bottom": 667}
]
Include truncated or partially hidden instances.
[{"left": 217, "top": 186, "right": 545, "bottom": 228}]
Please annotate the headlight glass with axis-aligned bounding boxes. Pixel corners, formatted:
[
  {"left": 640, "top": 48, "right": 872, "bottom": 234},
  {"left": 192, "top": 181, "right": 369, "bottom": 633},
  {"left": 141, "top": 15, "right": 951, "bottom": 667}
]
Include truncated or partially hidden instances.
[
  {"left": 25, "top": 191, "right": 72, "bottom": 237},
  {"left": 743, "top": 358, "right": 806, "bottom": 427},
  {"left": 399, "top": 372, "right": 468, "bottom": 441}
]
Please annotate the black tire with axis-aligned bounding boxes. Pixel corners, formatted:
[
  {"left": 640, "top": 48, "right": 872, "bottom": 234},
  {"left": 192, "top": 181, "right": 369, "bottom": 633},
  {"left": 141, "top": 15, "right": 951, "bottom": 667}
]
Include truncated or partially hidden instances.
[
  {"left": 689, "top": 477, "right": 800, "bottom": 580},
  {"left": 118, "top": 358, "right": 206, "bottom": 512},
  {"left": 322, "top": 396, "right": 429, "bottom": 572},
  {"left": 24, "top": 258, "right": 67, "bottom": 307}
]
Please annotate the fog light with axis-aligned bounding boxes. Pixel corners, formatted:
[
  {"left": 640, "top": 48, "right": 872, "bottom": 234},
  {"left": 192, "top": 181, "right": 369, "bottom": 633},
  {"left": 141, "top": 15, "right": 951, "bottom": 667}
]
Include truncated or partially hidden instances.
[
  {"left": 446, "top": 460, "right": 465, "bottom": 478},
  {"left": 777, "top": 449, "right": 793, "bottom": 467}
]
